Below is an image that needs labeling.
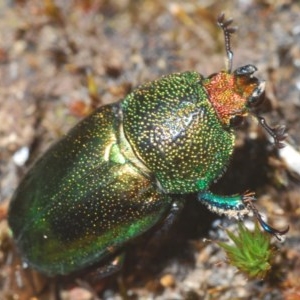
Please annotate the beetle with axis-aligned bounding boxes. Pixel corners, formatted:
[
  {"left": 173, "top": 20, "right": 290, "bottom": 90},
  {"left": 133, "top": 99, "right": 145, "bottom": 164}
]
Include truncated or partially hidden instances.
[{"left": 8, "top": 14, "right": 288, "bottom": 276}]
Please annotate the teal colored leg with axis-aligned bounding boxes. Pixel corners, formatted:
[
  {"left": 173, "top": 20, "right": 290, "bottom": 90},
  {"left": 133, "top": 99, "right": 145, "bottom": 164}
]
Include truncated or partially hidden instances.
[
  {"left": 198, "top": 191, "right": 251, "bottom": 219},
  {"left": 198, "top": 191, "right": 289, "bottom": 240}
]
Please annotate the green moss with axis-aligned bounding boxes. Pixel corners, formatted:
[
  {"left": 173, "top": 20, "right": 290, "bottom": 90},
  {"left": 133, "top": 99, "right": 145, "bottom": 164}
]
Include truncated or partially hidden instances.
[{"left": 218, "top": 222, "right": 276, "bottom": 279}]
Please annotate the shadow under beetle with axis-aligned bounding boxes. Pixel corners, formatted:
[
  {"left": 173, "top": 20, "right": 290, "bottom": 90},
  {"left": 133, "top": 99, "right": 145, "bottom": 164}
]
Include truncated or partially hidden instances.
[{"left": 8, "top": 14, "right": 289, "bottom": 276}]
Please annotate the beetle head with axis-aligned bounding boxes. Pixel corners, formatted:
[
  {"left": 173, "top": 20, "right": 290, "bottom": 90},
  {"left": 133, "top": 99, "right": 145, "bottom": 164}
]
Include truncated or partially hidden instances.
[
  {"left": 203, "top": 65, "right": 265, "bottom": 128},
  {"left": 204, "top": 13, "right": 286, "bottom": 148}
]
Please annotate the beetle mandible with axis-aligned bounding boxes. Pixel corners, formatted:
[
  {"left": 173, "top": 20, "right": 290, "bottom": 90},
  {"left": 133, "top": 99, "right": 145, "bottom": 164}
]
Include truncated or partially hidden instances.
[{"left": 8, "top": 14, "right": 288, "bottom": 276}]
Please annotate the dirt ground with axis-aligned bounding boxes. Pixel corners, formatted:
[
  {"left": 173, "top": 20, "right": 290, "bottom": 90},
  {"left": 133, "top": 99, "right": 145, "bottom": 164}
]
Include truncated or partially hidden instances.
[{"left": 0, "top": 0, "right": 300, "bottom": 299}]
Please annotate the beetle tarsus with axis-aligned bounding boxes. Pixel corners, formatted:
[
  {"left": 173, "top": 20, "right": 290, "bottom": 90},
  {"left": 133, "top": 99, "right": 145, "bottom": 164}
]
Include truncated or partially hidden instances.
[
  {"left": 255, "top": 211, "right": 290, "bottom": 241},
  {"left": 255, "top": 115, "right": 287, "bottom": 148},
  {"left": 243, "top": 193, "right": 289, "bottom": 241}
]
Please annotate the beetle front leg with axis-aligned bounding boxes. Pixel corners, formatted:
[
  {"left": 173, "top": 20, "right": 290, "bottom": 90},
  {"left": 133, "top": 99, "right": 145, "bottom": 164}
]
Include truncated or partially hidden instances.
[
  {"left": 198, "top": 191, "right": 289, "bottom": 240},
  {"left": 198, "top": 191, "right": 250, "bottom": 219}
]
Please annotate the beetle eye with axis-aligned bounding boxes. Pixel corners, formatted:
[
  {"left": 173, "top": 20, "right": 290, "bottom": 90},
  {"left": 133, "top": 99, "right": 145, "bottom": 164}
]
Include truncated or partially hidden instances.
[
  {"left": 248, "top": 92, "right": 265, "bottom": 108},
  {"left": 248, "top": 81, "right": 266, "bottom": 108},
  {"left": 229, "top": 115, "right": 244, "bottom": 128}
]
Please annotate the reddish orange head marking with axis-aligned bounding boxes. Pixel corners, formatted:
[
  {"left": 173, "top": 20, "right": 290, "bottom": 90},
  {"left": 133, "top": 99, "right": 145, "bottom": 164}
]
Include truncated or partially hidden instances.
[{"left": 203, "top": 69, "right": 264, "bottom": 127}]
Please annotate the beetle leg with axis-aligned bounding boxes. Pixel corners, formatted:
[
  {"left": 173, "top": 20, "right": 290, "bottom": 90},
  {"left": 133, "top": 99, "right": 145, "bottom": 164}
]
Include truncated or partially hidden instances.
[
  {"left": 92, "top": 254, "right": 125, "bottom": 279},
  {"left": 198, "top": 191, "right": 250, "bottom": 218},
  {"left": 151, "top": 198, "right": 186, "bottom": 239},
  {"left": 198, "top": 191, "right": 289, "bottom": 240},
  {"left": 242, "top": 193, "right": 289, "bottom": 241}
]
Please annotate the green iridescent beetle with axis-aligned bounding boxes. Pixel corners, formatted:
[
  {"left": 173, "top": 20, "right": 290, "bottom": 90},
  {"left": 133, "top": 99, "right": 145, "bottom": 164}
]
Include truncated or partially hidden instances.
[{"left": 8, "top": 14, "right": 288, "bottom": 276}]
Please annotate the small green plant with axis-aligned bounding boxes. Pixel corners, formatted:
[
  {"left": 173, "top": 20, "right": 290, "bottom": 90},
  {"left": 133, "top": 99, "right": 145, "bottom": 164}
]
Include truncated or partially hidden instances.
[{"left": 218, "top": 222, "right": 276, "bottom": 279}]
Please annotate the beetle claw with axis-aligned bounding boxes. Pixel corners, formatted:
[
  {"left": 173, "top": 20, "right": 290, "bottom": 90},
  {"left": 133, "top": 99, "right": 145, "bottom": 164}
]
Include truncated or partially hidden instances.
[
  {"left": 273, "top": 125, "right": 288, "bottom": 148},
  {"left": 243, "top": 193, "right": 289, "bottom": 241},
  {"left": 255, "top": 115, "right": 287, "bottom": 149},
  {"left": 255, "top": 212, "right": 289, "bottom": 241}
]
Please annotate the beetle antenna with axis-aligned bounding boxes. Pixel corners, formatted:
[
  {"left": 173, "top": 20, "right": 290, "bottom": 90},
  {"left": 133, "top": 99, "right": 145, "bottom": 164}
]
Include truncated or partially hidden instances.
[
  {"left": 255, "top": 115, "right": 287, "bottom": 148},
  {"left": 217, "top": 13, "right": 237, "bottom": 73}
]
